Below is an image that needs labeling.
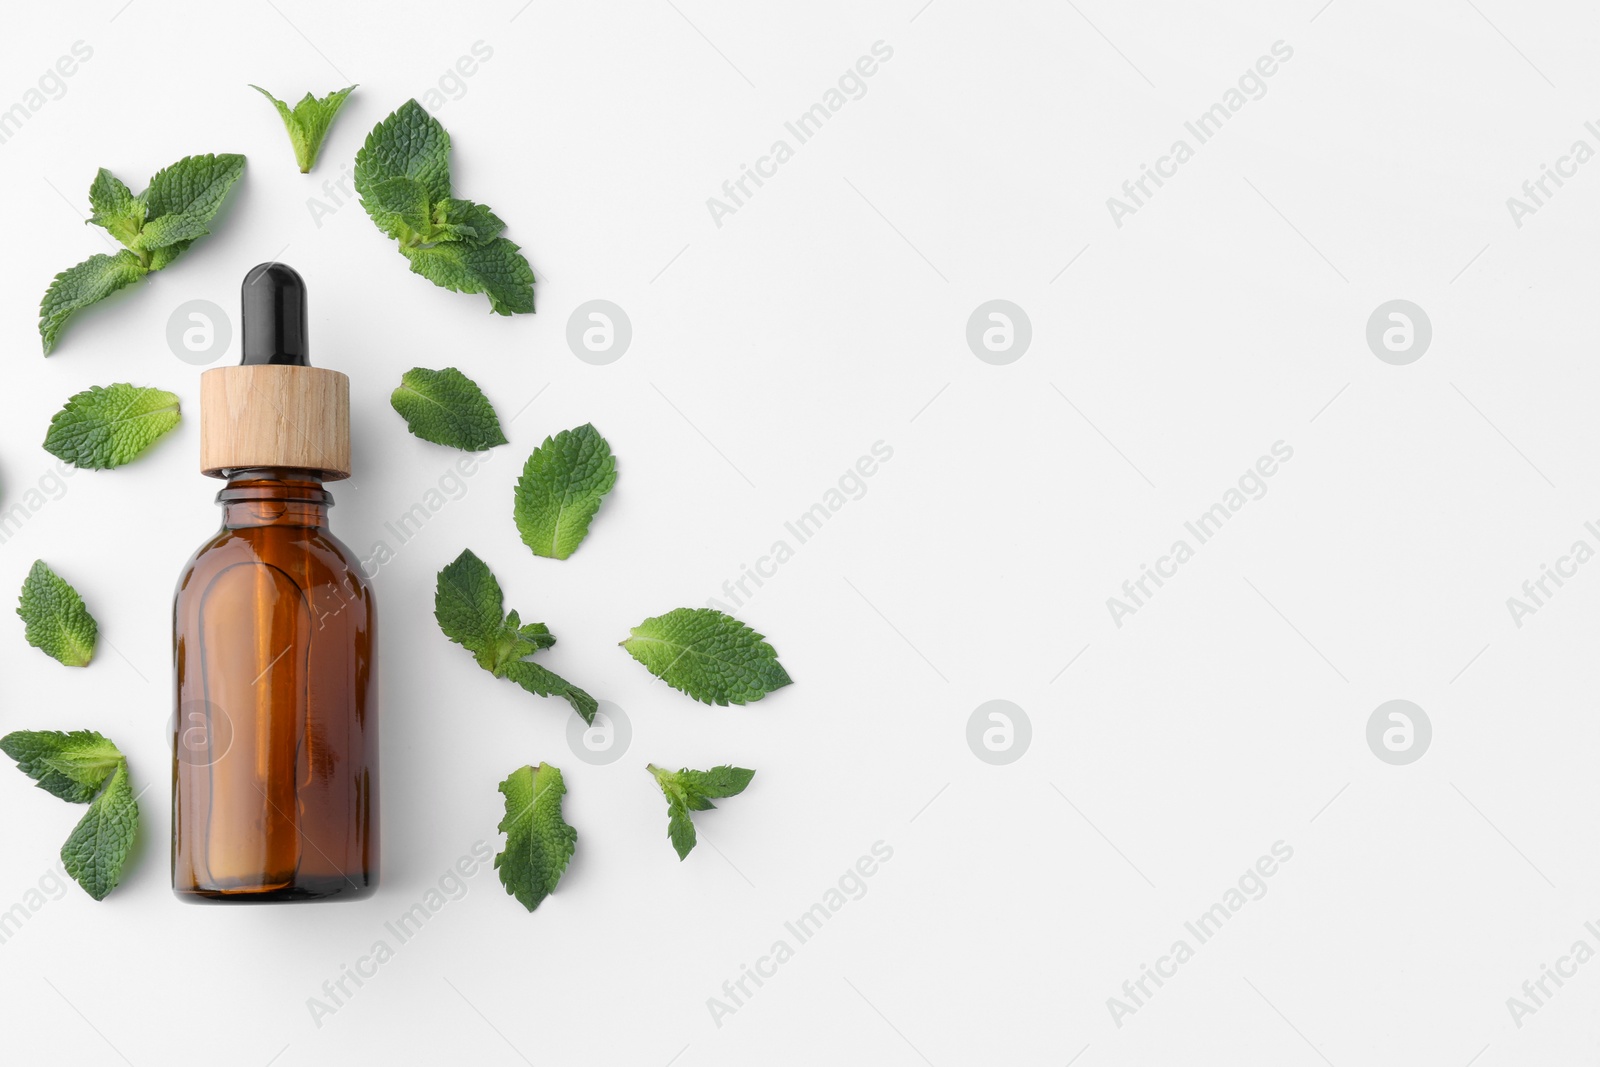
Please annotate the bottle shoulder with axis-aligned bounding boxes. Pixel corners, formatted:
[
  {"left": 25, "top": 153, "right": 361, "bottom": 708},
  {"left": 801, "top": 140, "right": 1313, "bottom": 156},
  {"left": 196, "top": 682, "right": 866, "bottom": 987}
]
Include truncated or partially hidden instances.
[{"left": 175, "top": 526, "right": 374, "bottom": 598}]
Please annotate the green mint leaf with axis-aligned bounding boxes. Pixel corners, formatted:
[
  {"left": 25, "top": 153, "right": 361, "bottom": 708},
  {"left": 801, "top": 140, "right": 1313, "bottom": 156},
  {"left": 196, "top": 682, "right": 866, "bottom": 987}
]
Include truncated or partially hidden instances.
[
  {"left": 433, "top": 547, "right": 524, "bottom": 668},
  {"left": 17, "top": 560, "right": 98, "bottom": 667},
  {"left": 433, "top": 198, "right": 505, "bottom": 242},
  {"left": 39, "top": 251, "right": 147, "bottom": 354},
  {"left": 43, "top": 383, "right": 181, "bottom": 470},
  {"left": 147, "top": 240, "right": 193, "bottom": 272},
  {"left": 390, "top": 367, "right": 507, "bottom": 451},
  {"left": 365, "top": 176, "right": 433, "bottom": 242},
  {"left": 132, "top": 212, "right": 212, "bottom": 251},
  {"left": 86, "top": 168, "right": 145, "bottom": 245},
  {"left": 61, "top": 759, "right": 138, "bottom": 900},
  {"left": 40, "top": 154, "right": 243, "bottom": 354},
  {"left": 622, "top": 608, "right": 791, "bottom": 706},
  {"left": 495, "top": 762, "right": 576, "bottom": 911},
  {"left": 681, "top": 765, "right": 758, "bottom": 800},
  {"left": 666, "top": 805, "right": 695, "bottom": 860},
  {"left": 502, "top": 660, "right": 599, "bottom": 724},
  {"left": 251, "top": 84, "right": 356, "bottom": 172},
  {"left": 648, "top": 764, "right": 756, "bottom": 860},
  {"left": 401, "top": 236, "right": 535, "bottom": 315},
  {"left": 140, "top": 153, "right": 245, "bottom": 225},
  {"left": 513, "top": 423, "right": 617, "bottom": 560},
  {"left": 354, "top": 100, "right": 535, "bottom": 314},
  {"left": 1, "top": 731, "right": 138, "bottom": 900},
  {"left": 434, "top": 549, "right": 598, "bottom": 723},
  {"left": 512, "top": 613, "right": 557, "bottom": 652},
  {"left": 0, "top": 730, "right": 124, "bottom": 803},
  {"left": 354, "top": 99, "right": 452, "bottom": 211}
]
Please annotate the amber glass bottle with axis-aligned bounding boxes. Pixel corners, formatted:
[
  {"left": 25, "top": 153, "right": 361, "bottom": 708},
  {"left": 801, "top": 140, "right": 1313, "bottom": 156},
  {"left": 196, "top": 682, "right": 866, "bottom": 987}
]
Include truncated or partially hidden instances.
[{"left": 172, "top": 263, "right": 378, "bottom": 902}]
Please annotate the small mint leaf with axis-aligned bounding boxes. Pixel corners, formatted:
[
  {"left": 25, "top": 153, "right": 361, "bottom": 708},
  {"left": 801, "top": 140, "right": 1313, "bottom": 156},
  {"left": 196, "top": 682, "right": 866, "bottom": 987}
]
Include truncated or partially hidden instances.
[
  {"left": 434, "top": 547, "right": 512, "bottom": 667},
  {"left": 391, "top": 367, "right": 507, "bottom": 451},
  {"left": 251, "top": 84, "right": 356, "bottom": 172},
  {"left": 43, "top": 383, "right": 181, "bottom": 470},
  {"left": 147, "top": 239, "right": 193, "bottom": 271},
  {"left": 681, "top": 765, "right": 758, "bottom": 800},
  {"left": 433, "top": 198, "right": 505, "bottom": 242},
  {"left": 495, "top": 763, "right": 576, "bottom": 911},
  {"left": 622, "top": 608, "right": 791, "bottom": 706},
  {"left": 141, "top": 153, "right": 245, "bottom": 226},
  {"left": 17, "top": 560, "right": 98, "bottom": 667},
  {"left": 354, "top": 99, "right": 452, "bottom": 210},
  {"left": 513, "top": 423, "right": 617, "bottom": 560},
  {"left": 402, "top": 236, "right": 535, "bottom": 315},
  {"left": 60, "top": 759, "right": 138, "bottom": 900},
  {"left": 132, "top": 212, "right": 211, "bottom": 251},
  {"left": 0, "top": 730, "right": 123, "bottom": 803},
  {"left": 367, "top": 177, "right": 432, "bottom": 242},
  {"left": 502, "top": 660, "right": 598, "bottom": 725},
  {"left": 39, "top": 251, "right": 147, "bottom": 354},
  {"left": 433, "top": 549, "right": 596, "bottom": 723},
  {"left": 86, "top": 168, "right": 145, "bottom": 246},
  {"left": 648, "top": 764, "right": 756, "bottom": 860}
]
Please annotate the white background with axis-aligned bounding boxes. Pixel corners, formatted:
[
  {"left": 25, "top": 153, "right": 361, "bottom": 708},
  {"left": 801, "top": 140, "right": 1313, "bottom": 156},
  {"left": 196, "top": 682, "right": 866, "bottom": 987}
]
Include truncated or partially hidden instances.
[{"left": 0, "top": 0, "right": 1597, "bottom": 1063}]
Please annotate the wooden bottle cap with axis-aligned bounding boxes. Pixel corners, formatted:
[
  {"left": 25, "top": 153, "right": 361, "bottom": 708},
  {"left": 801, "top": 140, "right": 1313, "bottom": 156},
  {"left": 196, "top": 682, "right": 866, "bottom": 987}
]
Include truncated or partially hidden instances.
[{"left": 199, "top": 363, "right": 351, "bottom": 480}]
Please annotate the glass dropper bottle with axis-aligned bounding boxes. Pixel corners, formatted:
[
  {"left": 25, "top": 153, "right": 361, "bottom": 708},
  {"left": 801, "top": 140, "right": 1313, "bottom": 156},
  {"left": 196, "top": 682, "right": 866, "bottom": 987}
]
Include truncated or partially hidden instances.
[{"left": 171, "top": 262, "right": 379, "bottom": 903}]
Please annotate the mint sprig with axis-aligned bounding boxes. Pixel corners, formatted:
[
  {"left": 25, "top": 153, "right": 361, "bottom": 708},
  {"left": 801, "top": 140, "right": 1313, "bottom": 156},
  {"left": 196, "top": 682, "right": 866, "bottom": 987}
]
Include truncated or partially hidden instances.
[
  {"left": 40, "top": 154, "right": 245, "bottom": 353},
  {"left": 622, "top": 608, "right": 791, "bottom": 705},
  {"left": 434, "top": 549, "right": 598, "bottom": 723},
  {"left": 17, "top": 560, "right": 98, "bottom": 667},
  {"left": 0, "top": 729, "right": 123, "bottom": 803},
  {"left": 390, "top": 367, "right": 507, "bottom": 451},
  {"left": 495, "top": 762, "right": 576, "bottom": 911},
  {"left": 43, "top": 383, "right": 180, "bottom": 469},
  {"left": 648, "top": 764, "right": 755, "bottom": 860},
  {"left": 40, "top": 254, "right": 147, "bottom": 354},
  {"left": 354, "top": 100, "right": 534, "bottom": 314},
  {"left": 513, "top": 423, "right": 617, "bottom": 560},
  {"left": 251, "top": 84, "right": 356, "bottom": 172},
  {"left": 1, "top": 730, "right": 139, "bottom": 900}
]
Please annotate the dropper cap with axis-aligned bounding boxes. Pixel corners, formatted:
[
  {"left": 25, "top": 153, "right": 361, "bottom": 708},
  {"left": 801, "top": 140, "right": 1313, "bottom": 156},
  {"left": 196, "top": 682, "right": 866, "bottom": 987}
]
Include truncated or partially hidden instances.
[{"left": 198, "top": 262, "right": 351, "bottom": 479}]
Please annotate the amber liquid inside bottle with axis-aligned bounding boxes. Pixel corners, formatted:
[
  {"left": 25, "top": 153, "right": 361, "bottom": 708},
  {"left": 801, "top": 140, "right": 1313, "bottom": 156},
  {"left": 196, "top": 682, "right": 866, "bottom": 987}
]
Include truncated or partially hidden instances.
[{"left": 172, "top": 469, "right": 378, "bottom": 902}]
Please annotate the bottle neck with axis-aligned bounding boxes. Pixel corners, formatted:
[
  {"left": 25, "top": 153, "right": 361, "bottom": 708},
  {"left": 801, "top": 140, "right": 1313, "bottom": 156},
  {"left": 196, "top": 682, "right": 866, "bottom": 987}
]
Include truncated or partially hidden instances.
[{"left": 217, "top": 468, "right": 332, "bottom": 529}]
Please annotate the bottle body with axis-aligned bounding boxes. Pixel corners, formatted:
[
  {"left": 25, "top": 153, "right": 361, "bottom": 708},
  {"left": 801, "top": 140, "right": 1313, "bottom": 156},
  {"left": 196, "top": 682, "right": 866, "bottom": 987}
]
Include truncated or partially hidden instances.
[{"left": 172, "top": 470, "right": 378, "bottom": 902}]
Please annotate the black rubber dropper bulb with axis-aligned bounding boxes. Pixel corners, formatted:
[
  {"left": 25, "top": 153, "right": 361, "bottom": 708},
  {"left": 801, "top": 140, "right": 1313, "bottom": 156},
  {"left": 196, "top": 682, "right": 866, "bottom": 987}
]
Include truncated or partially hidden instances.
[{"left": 240, "top": 262, "right": 310, "bottom": 367}]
